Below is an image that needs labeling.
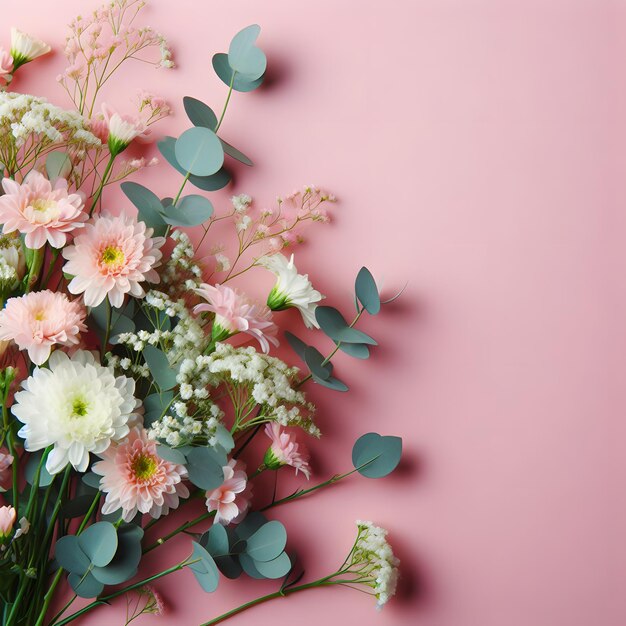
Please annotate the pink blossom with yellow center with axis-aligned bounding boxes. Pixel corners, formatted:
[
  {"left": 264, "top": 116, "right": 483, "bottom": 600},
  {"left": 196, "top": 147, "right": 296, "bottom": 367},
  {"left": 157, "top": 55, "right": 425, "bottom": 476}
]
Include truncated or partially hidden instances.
[
  {"left": 93, "top": 427, "right": 189, "bottom": 523},
  {"left": 264, "top": 423, "right": 311, "bottom": 479},
  {"left": 193, "top": 283, "right": 279, "bottom": 354},
  {"left": 62, "top": 212, "right": 164, "bottom": 308},
  {"left": 205, "top": 459, "right": 252, "bottom": 525},
  {"left": 0, "top": 171, "right": 86, "bottom": 250},
  {"left": 0, "top": 291, "right": 87, "bottom": 365}
]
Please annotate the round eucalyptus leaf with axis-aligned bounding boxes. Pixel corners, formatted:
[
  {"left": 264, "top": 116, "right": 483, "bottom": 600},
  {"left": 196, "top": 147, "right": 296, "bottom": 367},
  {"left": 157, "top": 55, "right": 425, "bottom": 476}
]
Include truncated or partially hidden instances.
[
  {"left": 285, "top": 331, "right": 308, "bottom": 361},
  {"left": 228, "top": 24, "right": 266, "bottom": 80},
  {"left": 91, "top": 524, "right": 144, "bottom": 585},
  {"left": 355, "top": 267, "right": 381, "bottom": 315},
  {"left": 239, "top": 552, "right": 266, "bottom": 579},
  {"left": 82, "top": 471, "right": 101, "bottom": 490},
  {"left": 175, "top": 127, "right": 224, "bottom": 177},
  {"left": 25, "top": 450, "right": 54, "bottom": 487},
  {"left": 245, "top": 520, "right": 287, "bottom": 562},
  {"left": 189, "top": 541, "right": 220, "bottom": 593},
  {"left": 234, "top": 512, "right": 268, "bottom": 541},
  {"left": 186, "top": 447, "right": 225, "bottom": 490},
  {"left": 78, "top": 521, "right": 118, "bottom": 567},
  {"left": 142, "top": 345, "right": 177, "bottom": 391},
  {"left": 156, "top": 444, "right": 187, "bottom": 465},
  {"left": 55, "top": 536, "right": 90, "bottom": 575},
  {"left": 253, "top": 551, "right": 291, "bottom": 579},
  {"left": 352, "top": 432, "right": 403, "bottom": 478},
  {"left": 46, "top": 151, "right": 72, "bottom": 180},
  {"left": 220, "top": 139, "right": 253, "bottom": 166},
  {"left": 311, "top": 373, "right": 349, "bottom": 392},
  {"left": 338, "top": 342, "right": 370, "bottom": 359},
  {"left": 315, "top": 306, "right": 377, "bottom": 345},
  {"left": 68, "top": 572, "right": 104, "bottom": 599},
  {"left": 202, "top": 523, "right": 229, "bottom": 556},
  {"left": 183, "top": 96, "right": 218, "bottom": 129},
  {"left": 213, "top": 424, "right": 235, "bottom": 453},
  {"left": 212, "top": 53, "right": 264, "bottom": 92},
  {"left": 144, "top": 391, "right": 174, "bottom": 427},
  {"left": 163, "top": 194, "right": 214, "bottom": 227},
  {"left": 303, "top": 346, "right": 332, "bottom": 380},
  {"left": 121, "top": 181, "right": 166, "bottom": 233}
]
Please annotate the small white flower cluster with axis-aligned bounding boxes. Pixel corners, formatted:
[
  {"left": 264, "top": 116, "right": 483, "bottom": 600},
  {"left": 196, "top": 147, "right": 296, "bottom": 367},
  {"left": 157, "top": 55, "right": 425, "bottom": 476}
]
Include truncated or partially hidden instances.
[
  {"left": 183, "top": 342, "right": 319, "bottom": 436},
  {"left": 0, "top": 91, "right": 100, "bottom": 150},
  {"left": 351, "top": 521, "right": 400, "bottom": 609},
  {"left": 148, "top": 402, "right": 224, "bottom": 448},
  {"left": 231, "top": 193, "right": 252, "bottom": 213},
  {"left": 161, "top": 230, "right": 203, "bottom": 293},
  {"left": 105, "top": 353, "right": 151, "bottom": 379}
]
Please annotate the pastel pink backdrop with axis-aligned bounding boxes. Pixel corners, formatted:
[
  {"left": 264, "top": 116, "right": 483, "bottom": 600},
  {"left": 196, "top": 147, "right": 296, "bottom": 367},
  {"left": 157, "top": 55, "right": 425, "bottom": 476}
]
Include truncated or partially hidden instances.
[{"left": 6, "top": 0, "right": 626, "bottom": 625}]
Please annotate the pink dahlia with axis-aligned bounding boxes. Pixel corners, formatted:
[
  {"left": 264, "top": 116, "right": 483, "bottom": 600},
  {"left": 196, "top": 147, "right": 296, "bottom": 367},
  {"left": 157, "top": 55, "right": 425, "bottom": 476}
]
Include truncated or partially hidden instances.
[
  {"left": 194, "top": 283, "right": 279, "bottom": 354},
  {"left": 0, "top": 171, "right": 86, "bottom": 250},
  {"left": 63, "top": 212, "right": 164, "bottom": 308},
  {"left": 0, "top": 448, "right": 13, "bottom": 492},
  {"left": 93, "top": 427, "right": 189, "bottom": 522},
  {"left": 263, "top": 423, "right": 311, "bottom": 479},
  {"left": 205, "top": 459, "right": 252, "bottom": 525},
  {"left": 0, "top": 291, "right": 86, "bottom": 365}
]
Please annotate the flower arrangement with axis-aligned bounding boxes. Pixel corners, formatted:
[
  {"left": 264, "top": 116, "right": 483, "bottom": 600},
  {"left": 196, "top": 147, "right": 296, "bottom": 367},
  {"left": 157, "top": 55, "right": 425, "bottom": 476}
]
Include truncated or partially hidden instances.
[{"left": 0, "top": 2, "right": 404, "bottom": 625}]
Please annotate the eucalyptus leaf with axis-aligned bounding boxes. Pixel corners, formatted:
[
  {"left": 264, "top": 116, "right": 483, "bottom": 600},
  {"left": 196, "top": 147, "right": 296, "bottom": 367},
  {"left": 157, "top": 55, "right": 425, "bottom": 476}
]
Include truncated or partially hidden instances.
[
  {"left": 213, "top": 424, "right": 235, "bottom": 453},
  {"left": 315, "top": 306, "right": 377, "bottom": 345},
  {"left": 156, "top": 444, "right": 187, "bottom": 465},
  {"left": 82, "top": 472, "right": 101, "bottom": 490},
  {"left": 68, "top": 572, "right": 104, "bottom": 599},
  {"left": 220, "top": 139, "right": 253, "bottom": 166},
  {"left": 91, "top": 524, "right": 144, "bottom": 585},
  {"left": 352, "top": 432, "right": 402, "bottom": 478},
  {"left": 355, "top": 267, "right": 381, "bottom": 315},
  {"left": 253, "top": 551, "right": 291, "bottom": 579},
  {"left": 245, "top": 520, "right": 287, "bottom": 562},
  {"left": 202, "top": 523, "right": 229, "bottom": 556},
  {"left": 142, "top": 345, "right": 178, "bottom": 391},
  {"left": 183, "top": 96, "right": 218, "bottom": 129},
  {"left": 163, "top": 194, "right": 214, "bottom": 227},
  {"left": 239, "top": 553, "right": 266, "bottom": 579},
  {"left": 144, "top": 391, "right": 173, "bottom": 426},
  {"left": 212, "top": 53, "right": 264, "bottom": 92},
  {"left": 55, "top": 536, "right": 90, "bottom": 575},
  {"left": 303, "top": 346, "right": 332, "bottom": 380},
  {"left": 25, "top": 450, "right": 54, "bottom": 487},
  {"left": 78, "top": 522, "right": 118, "bottom": 567},
  {"left": 228, "top": 25, "right": 266, "bottom": 80},
  {"left": 285, "top": 331, "right": 308, "bottom": 361},
  {"left": 62, "top": 494, "right": 99, "bottom": 519},
  {"left": 175, "top": 127, "right": 224, "bottom": 177},
  {"left": 121, "top": 181, "right": 167, "bottom": 234},
  {"left": 311, "top": 373, "right": 349, "bottom": 392},
  {"left": 234, "top": 512, "right": 267, "bottom": 541},
  {"left": 188, "top": 541, "right": 220, "bottom": 593},
  {"left": 46, "top": 151, "right": 71, "bottom": 180},
  {"left": 338, "top": 342, "right": 370, "bottom": 359},
  {"left": 186, "top": 447, "right": 225, "bottom": 490}
]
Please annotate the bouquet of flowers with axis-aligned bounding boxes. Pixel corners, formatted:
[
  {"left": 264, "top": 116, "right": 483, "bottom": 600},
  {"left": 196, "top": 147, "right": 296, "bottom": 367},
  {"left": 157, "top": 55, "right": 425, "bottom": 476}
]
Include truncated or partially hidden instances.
[{"left": 0, "top": 2, "right": 404, "bottom": 624}]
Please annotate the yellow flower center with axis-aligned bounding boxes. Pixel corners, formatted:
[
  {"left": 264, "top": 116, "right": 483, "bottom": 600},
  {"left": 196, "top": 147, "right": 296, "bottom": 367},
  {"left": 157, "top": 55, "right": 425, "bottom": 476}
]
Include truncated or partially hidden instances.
[
  {"left": 33, "top": 309, "right": 46, "bottom": 321},
  {"left": 31, "top": 198, "right": 54, "bottom": 212},
  {"left": 71, "top": 397, "right": 89, "bottom": 418},
  {"left": 101, "top": 245, "right": 125, "bottom": 267},
  {"left": 131, "top": 454, "right": 158, "bottom": 481}
]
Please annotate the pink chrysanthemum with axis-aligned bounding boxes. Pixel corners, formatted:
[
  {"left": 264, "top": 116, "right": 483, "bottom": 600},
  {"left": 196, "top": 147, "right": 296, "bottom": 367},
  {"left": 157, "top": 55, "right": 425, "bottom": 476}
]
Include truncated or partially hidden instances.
[
  {"left": 63, "top": 212, "right": 164, "bottom": 308},
  {"left": 93, "top": 427, "right": 189, "bottom": 523},
  {"left": 0, "top": 48, "right": 13, "bottom": 84},
  {"left": 194, "top": 283, "right": 279, "bottom": 354},
  {"left": 0, "top": 171, "right": 86, "bottom": 250},
  {"left": 0, "top": 448, "right": 13, "bottom": 492},
  {"left": 264, "top": 423, "right": 311, "bottom": 479},
  {"left": 205, "top": 459, "right": 252, "bottom": 525},
  {"left": 0, "top": 290, "right": 86, "bottom": 365}
]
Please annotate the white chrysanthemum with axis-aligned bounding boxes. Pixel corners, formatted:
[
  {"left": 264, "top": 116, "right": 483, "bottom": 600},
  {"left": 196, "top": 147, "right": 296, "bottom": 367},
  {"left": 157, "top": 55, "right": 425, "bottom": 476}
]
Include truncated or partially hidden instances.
[
  {"left": 10, "top": 28, "right": 51, "bottom": 69},
  {"left": 12, "top": 350, "right": 139, "bottom": 474},
  {"left": 261, "top": 253, "right": 324, "bottom": 328},
  {"left": 351, "top": 521, "right": 400, "bottom": 609}
]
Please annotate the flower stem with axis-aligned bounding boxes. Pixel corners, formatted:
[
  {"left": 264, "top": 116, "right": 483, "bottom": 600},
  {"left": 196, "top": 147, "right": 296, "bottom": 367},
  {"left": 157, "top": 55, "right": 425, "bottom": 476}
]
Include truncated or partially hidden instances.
[
  {"left": 214, "top": 72, "right": 236, "bottom": 133},
  {"left": 89, "top": 153, "right": 115, "bottom": 216},
  {"left": 142, "top": 511, "right": 213, "bottom": 554}
]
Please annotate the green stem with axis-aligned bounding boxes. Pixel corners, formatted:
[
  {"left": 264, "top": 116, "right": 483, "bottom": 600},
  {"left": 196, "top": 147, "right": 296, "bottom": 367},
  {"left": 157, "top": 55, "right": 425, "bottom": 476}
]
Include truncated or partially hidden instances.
[
  {"left": 40, "top": 248, "right": 60, "bottom": 290},
  {"left": 5, "top": 578, "right": 29, "bottom": 626},
  {"left": 101, "top": 298, "right": 112, "bottom": 359},
  {"left": 214, "top": 72, "right": 236, "bottom": 133},
  {"left": 24, "top": 247, "right": 45, "bottom": 293},
  {"left": 88, "top": 154, "right": 115, "bottom": 216},
  {"left": 142, "top": 511, "right": 213, "bottom": 554},
  {"left": 173, "top": 172, "right": 190, "bottom": 206}
]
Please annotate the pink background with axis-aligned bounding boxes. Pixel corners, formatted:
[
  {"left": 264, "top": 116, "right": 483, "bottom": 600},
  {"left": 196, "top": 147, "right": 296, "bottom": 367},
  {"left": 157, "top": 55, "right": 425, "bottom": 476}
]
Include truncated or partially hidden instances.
[{"left": 7, "top": 0, "right": 625, "bottom": 624}]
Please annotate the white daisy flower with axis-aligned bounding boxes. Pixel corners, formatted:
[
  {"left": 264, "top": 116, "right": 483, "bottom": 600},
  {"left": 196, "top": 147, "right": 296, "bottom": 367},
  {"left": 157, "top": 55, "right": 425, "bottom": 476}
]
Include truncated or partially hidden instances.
[
  {"left": 261, "top": 253, "right": 324, "bottom": 328},
  {"left": 12, "top": 350, "right": 139, "bottom": 474}
]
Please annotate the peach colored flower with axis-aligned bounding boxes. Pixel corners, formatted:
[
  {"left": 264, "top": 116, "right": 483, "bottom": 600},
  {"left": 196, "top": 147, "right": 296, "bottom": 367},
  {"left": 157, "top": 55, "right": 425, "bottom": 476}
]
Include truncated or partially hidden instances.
[
  {"left": 263, "top": 423, "right": 311, "bottom": 479},
  {"left": 0, "top": 448, "right": 13, "bottom": 492},
  {"left": 205, "top": 459, "right": 252, "bottom": 525},
  {"left": 63, "top": 212, "right": 164, "bottom": 308},
  {"left": 0, "top": 171, "right": 86, "bottom": 250},
  {"left": 0, "top": 48, "right": 14, "bottom": 84},
  {"left": 93, "top": 427, "right": 189, "bottom": 523},
  {"left": 194, "top": 283, "right": 279, "bottom": 353},
  {"left": 0, "top": 291, "right": 86, "bottom": 365},
  {"left": 0, "top": 505, "right": 16, "bottom": 539}
]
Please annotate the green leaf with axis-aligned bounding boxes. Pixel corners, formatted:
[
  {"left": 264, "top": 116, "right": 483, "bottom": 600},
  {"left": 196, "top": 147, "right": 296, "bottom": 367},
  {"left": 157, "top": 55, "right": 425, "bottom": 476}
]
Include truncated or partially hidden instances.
[
  {"left": 175, "top": 127, "right": 224, "bottom": 177},
  {"left": 121, "top": 182, "right": 167, "bottom": 234},
  {"left": 90, "top": 300, "right": 135, "bottom": 334},
  {"left": 45, "top": 151, "right": 71, "bottom": 180},
  {"left": 355, "top": 267, "right": 381, "bottom": 315},
  {"left": 92, "top": 524, "right": 144, "bottom": 585},
  {"left": 213, "top": 424, "right": 235, "bottom": 453},
  {"left": 189, "top": 541, "right": 220, "bottom": 593},
  {"left": 68, "top": 572, "right": 104, "bottom": 599},
  {"left": 82, "top": 472, "right": 101, "bottom": 490},
  {"left": 156, "top": 444, "right": 187, "bottom": 465},
  {"left": 253, "top": 551, "right": 291, "bottom": 579},
  {"left": 78, "top": 522, "right": 118, "bottom": 567},
  {"left": 338, "top": 342, "right": 370, "bottom": 359},
  {"left": 186, "top": 447, "right": 225, "bottom": 490},
  {"left": 62, "top": 494, "right": 98, "bottom": 519},
  {"left": 234, "top": 512, "right": 267, "bottom": 541},
  {"left": 228, "top": 25, "right": 266, "bottom": 80},
  {"left": 183, "top": 96, "right": 218, "bottom": 129},
  {"left": 158, "top": 136, "right": 231, "bottom": 191},
  {"left": 202, "top": 523, "right": 229, "bottom": 556},
  {"left": 220, "top": 139, "right": 253, "bottom": 166},
  {"left": 143, "top": 391, "right": 173, "bottom": 426},
  {"left": 352, "top": 433, "right": 402, "bottom": 478},
  {"left": 163, "top": 194, "right": 214, "bottom": 227},
  {"left": 239, "top": 553, "right": 266, "bottom": 579},
  {"left": 315, "top": 306, "right": 377, "bottom": 345},
  {"left": 212, "top": 53, "right": 264, "bottom": 92},
  {"left": 142, "top": 345, "right": 177, "bottom": 391},
  {"left": 303, "top": 346, "right": 332, "bottom": 380},
  {"left": 311, "top": 373, "right": 349, "bottom": 392},
  {"left": 285, "top": 331, "right": 308, "bottom": 361},
  {"left": 25, "top": 450, "right": 54, "bottom": 487},
  {"left": 245, "top": 520, "right": 287, "bottom": 562},
  {"left": 55, "top": 536, "right": 90, "bottom": 575}
]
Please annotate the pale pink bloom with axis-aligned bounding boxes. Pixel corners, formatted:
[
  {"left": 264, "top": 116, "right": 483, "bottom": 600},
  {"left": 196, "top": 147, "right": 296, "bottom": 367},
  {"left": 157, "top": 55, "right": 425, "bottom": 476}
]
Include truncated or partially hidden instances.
[
  {"left": 0, "top": 48, "right": 13, "bottom": 84},
  {"left": 194, "top": 283, "right": 279, "bottom": 354},
  {"left": 205, "top": 459, "right": 252, "bottom": 525},
  {"left": 10, "top": 28, "right": 50, "bottom": 68},
  {"left": 0, "top": 448, "right": 14, "bottom": 492},
  {"left": 0, "top": 291, "right": 86, "bottom": 365},
  {"left": 93, "top": 427, "right": 189, "bottom": 523},
  {"left": 102, "top": 103, "right": 148, "bottom": 153},
  {"left": 0, "top": 505, "right": 16, "bottom": 539},
  {"left": 264, "top": 423, "right": 311, "bottom": 479},
  {"left": 0, "top": 172, "right": 86, "bottom": 250},
  {"left": 63, "top": 212, "right": 164, "bottom": 308},
  {"left": 88, "top": 116, "right": 109, "bottom": 144}
]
